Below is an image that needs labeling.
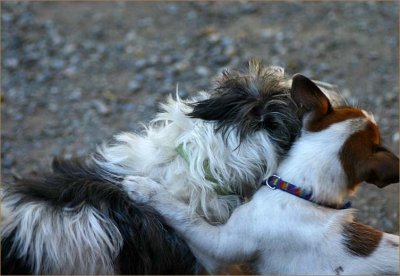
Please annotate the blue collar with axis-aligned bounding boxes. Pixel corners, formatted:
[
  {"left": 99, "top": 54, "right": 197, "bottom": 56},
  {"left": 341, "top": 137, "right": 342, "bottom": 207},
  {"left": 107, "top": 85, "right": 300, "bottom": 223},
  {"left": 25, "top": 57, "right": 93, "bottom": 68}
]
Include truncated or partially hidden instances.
[{"left": 262, "top": 175, "right": 352, "bottom": 210}]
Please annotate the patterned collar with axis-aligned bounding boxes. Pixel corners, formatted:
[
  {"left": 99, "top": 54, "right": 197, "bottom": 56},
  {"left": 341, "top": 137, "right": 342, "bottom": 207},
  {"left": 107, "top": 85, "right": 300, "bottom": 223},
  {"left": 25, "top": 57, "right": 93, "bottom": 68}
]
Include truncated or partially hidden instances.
[{"left": 262, "top": 175, "right": 352, "bottom": 210}]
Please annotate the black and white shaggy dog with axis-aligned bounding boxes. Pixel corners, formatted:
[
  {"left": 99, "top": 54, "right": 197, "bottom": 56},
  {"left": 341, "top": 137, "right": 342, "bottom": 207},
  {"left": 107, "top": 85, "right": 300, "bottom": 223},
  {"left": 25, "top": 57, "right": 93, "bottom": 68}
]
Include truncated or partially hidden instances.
[{"left": 1, "top": 60, "right": 343, "bottom": 274}]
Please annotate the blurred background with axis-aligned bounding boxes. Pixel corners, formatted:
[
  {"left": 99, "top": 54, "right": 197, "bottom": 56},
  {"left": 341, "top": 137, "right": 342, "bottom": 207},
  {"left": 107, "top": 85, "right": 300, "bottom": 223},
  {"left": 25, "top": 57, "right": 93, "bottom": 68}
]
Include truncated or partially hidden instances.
[{"left": 1, "top": 2, "right": 398, "bottom": 233}]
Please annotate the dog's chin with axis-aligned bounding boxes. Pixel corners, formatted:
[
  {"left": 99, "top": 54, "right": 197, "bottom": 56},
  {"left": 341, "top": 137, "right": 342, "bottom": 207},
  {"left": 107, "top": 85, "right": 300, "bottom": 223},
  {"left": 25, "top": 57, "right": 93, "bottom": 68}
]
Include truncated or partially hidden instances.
[{"left": 372, "top": 180, "right": 399, "bottom": 189}]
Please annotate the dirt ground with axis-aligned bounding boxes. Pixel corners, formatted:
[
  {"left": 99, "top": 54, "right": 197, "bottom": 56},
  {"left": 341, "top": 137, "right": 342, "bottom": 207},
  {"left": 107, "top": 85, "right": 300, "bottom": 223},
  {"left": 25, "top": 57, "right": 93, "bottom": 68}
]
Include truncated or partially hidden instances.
[{"left": 1, "top": 2, "right": 399, "bottom": 234}]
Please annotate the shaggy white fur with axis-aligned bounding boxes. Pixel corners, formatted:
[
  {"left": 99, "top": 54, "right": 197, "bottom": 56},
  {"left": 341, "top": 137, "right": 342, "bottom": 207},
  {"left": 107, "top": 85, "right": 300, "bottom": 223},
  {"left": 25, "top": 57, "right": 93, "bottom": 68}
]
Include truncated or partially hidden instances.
[
  {"left": 96, "top": 93, "right": 278, "bottom": 222},
  {"left": 2, "top": 194, "right": 122, "bottom": 274}
]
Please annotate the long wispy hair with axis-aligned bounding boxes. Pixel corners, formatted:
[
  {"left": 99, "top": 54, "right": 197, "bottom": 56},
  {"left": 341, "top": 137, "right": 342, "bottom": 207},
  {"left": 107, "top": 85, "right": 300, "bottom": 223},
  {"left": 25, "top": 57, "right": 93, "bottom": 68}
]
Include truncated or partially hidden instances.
[{"left": 2, "top": 158, "right": 200, "bottom": 274}]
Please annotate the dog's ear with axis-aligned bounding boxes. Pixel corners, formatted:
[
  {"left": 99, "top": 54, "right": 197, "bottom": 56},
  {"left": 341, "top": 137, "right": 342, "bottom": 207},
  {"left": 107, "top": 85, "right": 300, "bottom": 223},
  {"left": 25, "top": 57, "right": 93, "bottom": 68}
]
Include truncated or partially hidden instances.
[
  {"left": 361, "top": 147, "right": 399, "bottom": 188},
  {"left": 291, "top": 74, "right": 333, "bottom": 123}
]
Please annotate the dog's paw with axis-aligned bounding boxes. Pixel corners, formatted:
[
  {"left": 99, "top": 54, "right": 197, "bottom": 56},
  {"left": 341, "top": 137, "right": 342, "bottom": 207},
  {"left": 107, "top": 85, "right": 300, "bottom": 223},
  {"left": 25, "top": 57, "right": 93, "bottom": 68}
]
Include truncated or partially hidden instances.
[{"left": 122, "top": 176, "right": 163, "bottom": 203}]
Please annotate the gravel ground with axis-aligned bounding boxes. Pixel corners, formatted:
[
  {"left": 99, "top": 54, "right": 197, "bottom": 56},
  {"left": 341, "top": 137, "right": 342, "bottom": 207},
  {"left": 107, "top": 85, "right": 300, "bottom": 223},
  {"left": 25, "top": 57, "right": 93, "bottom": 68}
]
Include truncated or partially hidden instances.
[{"left": 1, "top": 2, "right": 398, "bottom": 234}]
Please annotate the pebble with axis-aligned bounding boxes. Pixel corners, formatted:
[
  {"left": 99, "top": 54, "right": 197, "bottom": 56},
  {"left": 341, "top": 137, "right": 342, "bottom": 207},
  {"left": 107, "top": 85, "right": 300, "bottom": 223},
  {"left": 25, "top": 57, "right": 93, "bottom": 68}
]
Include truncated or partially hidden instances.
[
  {"left": 63, "top": 66, "right": 78, "bottom": 77},
  {"left": 128, "top": 80, "right": 142, "bottom": 92},
  {"left": 123, "top": 103, "right": 136, "bottom": 111},
  {"left": 125, "top": 31, "right": 137, "bottom": 42},
  {"left": 260, "top": 28, "right": 275, "bottom": 39},
  {"left": 392, "top": 132, "right": 399, "bottom": 144},
  {"left": 92, "top": 99, "right": 110, "bottom": 115},
  {"left": 51, "top": 59, "right": 65, "bottom": 69},
  {"left": 69, "top": 88, "right": 82, "bottom": 101},
  {"left": 63, "top": 44, "right": 77, "bottom": 55},
  {"left": 48, "top": 103, "right": 59, "bottom": 112},
  {"left": 134, "top": 59, "right": 147, "bottom": 70},
  {"left": 208, "top": 33, "right": 221, "bottom": 43},
  {"left": 195, "top": 66, "right": 209, "bottom": 77},
  {"left": 4, "top": 58, "right": 19, "bottom": 69},
  {"left": 174, "top": 60, "right": 190, "bottom": 72}
]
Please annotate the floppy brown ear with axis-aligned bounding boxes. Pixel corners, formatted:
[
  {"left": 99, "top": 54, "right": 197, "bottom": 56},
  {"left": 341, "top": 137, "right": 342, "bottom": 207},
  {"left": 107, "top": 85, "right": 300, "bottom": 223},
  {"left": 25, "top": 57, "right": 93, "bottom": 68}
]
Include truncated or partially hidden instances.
[
  {"left": 291, "top": 74, "right": 333, "bottom": 123},
  {"left": 362, "top": 148, "right": 399, "bottom": 188}
]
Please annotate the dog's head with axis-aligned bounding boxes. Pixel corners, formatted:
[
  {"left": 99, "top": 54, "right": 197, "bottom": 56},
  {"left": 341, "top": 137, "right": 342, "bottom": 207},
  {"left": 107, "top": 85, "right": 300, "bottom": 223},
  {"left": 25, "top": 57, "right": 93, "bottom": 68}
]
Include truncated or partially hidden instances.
[
  {"left": 188, "top": 60, "right": 344, "bottom": 154},
  {"left": 188, "top": 60, "right": 301, "bottom": 152},
  {"left": 291, "top": 74, "right": 399, "bottom": 189}
]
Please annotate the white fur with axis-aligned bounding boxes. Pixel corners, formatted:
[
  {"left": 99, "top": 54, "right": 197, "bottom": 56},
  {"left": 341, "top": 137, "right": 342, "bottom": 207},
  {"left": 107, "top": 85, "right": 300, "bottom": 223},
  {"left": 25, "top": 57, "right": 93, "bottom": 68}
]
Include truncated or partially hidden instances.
[
  {"left": 362, "top": 110, "right": 377, "bottom": 125},
  {"left": 124, "top": 112, "right": 399, "bottom": 275},
  {"left": 1, "top": 194, "right": 122, "bottom": 274},
  {"left": 96, "top": 94, "right": 278, "bottom": 222}
]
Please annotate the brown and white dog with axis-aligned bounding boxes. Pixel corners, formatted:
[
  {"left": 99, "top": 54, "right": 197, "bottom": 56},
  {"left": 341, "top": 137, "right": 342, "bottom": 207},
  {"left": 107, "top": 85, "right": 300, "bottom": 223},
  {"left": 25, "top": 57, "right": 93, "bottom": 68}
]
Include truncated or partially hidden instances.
[{"left": 125, "top": 74, "right": 399, "bottom": 275}]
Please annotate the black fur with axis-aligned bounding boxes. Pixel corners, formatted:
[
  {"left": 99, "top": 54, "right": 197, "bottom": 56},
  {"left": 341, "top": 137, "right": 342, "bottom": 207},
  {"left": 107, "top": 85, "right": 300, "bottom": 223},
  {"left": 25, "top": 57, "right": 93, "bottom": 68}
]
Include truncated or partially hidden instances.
[
  {"left": 188, "top": 60, "right": 301, "bottom": 152},
  {"left": 2, "top": 158, "right": 201, "bottom": 275},
  {"left": 2, "top": 229, "right": 32, "bottom": 275}
]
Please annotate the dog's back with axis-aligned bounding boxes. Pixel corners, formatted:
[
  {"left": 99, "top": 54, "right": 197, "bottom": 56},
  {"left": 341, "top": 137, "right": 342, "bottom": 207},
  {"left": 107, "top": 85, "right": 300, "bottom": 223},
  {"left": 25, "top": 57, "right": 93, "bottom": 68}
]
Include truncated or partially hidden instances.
[{"left": 1, "top": 158, "right": 201, "bottom": 274}]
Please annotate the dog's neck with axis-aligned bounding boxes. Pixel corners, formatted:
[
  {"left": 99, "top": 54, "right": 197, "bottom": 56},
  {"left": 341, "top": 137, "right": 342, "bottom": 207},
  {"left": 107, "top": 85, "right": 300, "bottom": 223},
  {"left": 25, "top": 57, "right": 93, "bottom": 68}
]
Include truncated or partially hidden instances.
[{"left": 274, "top": 120, "right": 361, "bottom": 207}]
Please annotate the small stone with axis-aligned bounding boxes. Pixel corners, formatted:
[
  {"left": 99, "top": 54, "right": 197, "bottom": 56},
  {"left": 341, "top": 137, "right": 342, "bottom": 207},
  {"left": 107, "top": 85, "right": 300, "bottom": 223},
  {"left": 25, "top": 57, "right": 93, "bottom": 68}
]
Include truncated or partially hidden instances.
[
  {"left": 161, "top": 55, "right": 174, "bottom": 65},
  {"left": 241, "top": 3, "right": 258, "bottom": 13},
  {"left": 392, "top": 132, "right": 399, "bottom": 143},
  {"left": 174, "top": 60, "right": 190, "bottom": 72},
  {"left": 125, "top": 31, "right": 137, "bottom": 42},
  {"left": 195, "top": 66, "right": 209, "bottom": 77},
  {"left": 128, "top": 80, "right": 141, "bottom": 92},
  {"left": 384, "top": 92, "right": 397, "bottom": 102},
  {"left": 224, "top": 45, "right": 236, "bottom": 57},
  {"left": 368, "top": 51, "right": 379, "bottom": 60},
  {"left": 63, "top": 44, "right": 77, "bottom": 55},
  {"left": 51, "top": 59, "right": 65, "bottom": 69},
  {"left": 125, "top": 45, "right": 135, "bottom": 54},
  {"left": 134, "top": 59, "right": 147, "bottom": 70},
  {"left": 50, "top": 86, "right": 59, "bottom": 94},
  {"left": 123, "top": 103, "right": 136, "bottom": 111},
  {"left": 69, "top": 88, "right": 82, "bottom": 100},
  {"left": 92, "top": 99, "right": 110, "bottom": 115},
  {"left": 201, "top": 26, "right": 217, "bottom": 35},
  {"left": 187, "top": 11, "right": 197, "bottom": 20},
  {"left": 35, "top": 73, "right": 47, "bottom": 83},
  {"left": 2, "top": 13, "right": 13, "bottom": 23},
  {"left": 208, "top": 33, "right": 221, "bottom": 43},
  {"left": 63, "top": 66, "right": 78, "bottom": 77},
  {"left": 260, "top": 28, "right": 275, "bottom": 39},
  {"left": 165, "top": 4, "right": 178, "bottom": 14},
  {"left": 48, "top": 103, "right": 59, "bottom": 112},
  {"left": 148, "top": 55, "right": 159, "bottom": 65},
  {"left": 4, "top": 58, "right": 18, "bottom": 69}
]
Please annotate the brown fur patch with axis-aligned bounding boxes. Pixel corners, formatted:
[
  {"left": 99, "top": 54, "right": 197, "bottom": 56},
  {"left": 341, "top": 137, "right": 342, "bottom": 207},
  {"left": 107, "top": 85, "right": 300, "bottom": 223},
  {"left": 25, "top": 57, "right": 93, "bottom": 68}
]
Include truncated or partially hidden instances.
[
  {"left": 306, "top": 107, "right": 365, "bottom": 132},
  {"left": 340, "top": 121, "right": 380, "bottom": 189},
  {"left": 342, "top": 222, "right": 383, "bottom": 257},
  {"left": 340, "top": 120, "right": 399, "bottom": 188}
]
